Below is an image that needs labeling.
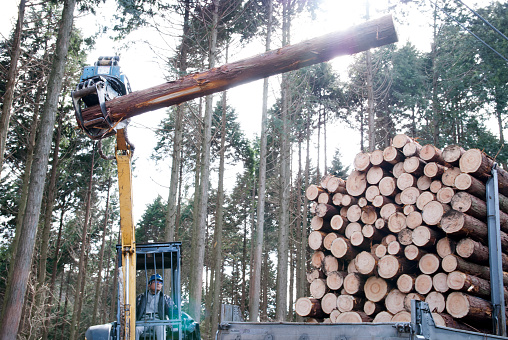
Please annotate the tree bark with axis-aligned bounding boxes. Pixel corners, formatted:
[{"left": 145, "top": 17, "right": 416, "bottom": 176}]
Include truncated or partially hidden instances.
[{"left": 0, "top": 0, "right": 76, "bottom": 336}]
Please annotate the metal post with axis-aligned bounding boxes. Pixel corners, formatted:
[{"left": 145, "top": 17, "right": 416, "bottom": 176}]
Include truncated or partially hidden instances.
[{"left": 486, "top": 163, "right": 507, "bottom": 336}]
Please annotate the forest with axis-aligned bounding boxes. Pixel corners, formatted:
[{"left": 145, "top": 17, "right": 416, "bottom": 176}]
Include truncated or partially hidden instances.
[{"left": 0, "top": 0, "right": 508, "bottom": 339}]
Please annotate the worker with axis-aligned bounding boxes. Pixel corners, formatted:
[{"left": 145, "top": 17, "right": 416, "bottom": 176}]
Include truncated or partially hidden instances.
[{"left": 135, "top": 273, "right": 175, "bottom": 340}]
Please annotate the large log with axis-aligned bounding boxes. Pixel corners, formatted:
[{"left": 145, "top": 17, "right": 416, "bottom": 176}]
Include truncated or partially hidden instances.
[
  {"left": 456, "top": 237, "right": 508, "bottom": 271},
  {"left": 422, "top": 201, "right": 448, "bottom": 226},
  {"left": 432, "top": 272, "right": 449, "bottom": 293},
  {"left": 78, "top": 16, "right": 398, "bottom": 133},
  {"left": 441, "top": 167, "right": 461, "bottom": 187},
  {"left": 404, "top": 293, "right": 425, "bottom": 311},
  {"left": 420, "top": 144, "right": 446, "bottom": 164},
  {"left": 326, "top": 271, "right": 347, "bottom": 290},
  {"left": 425, "top": 291, "right": 446, "bottom": 313},
  {"left": 354, "top": 152, "right": 371, "bottom": 171},
  {"left": 346, "top": 171, "right": 368, "bottom": 197},
  {"left": 343, "top": 273, "right": 365, "bottom": 295},
  {"left": 321, "top": 292, "right": 339, "bottom": 314},
  {"left": 397, "top": 273, "right": 416, "bottom": 293},
  {"left": 423, "top": 162, "right": 446, "bottom": 179},
  {"left": 446, "top": 271, "right": 501, "bottom": 301},
  {"left": 337, "top": 294, "right": 364, "bottom": 312},
  {"left": 418, "top": 253, "right": 441, "bottom": 275},
  {"left": 370, "top": 149, "right": 390, "bottom": 169},
  {"left": 315, "top": 203, "right": 340, "bottom": 219},
  {"left": 378, "top": 255, "right": 414, "bottom": 279},
  {"left": 403, "top": 141, "right": 422, "bottom": 158},
  {"left": 296, "top": 297, "right": 326, "bottom": 318},
  {"left": 415, "top": 274, "right": 433, "bottom": 295},
  {"left": 326, "top": 176, "right": 346, "bottom": 194},
  {"left": 442, "top": 145, "right": 465, "bottom": 166},
  {"left": 385, "top": 289, "right": 406, "bottom": 314},
  {"left": 442, "top": 254, "right": 508, "bottom": 286},
  {"left": 308, "top": 230, "right": 327, "bottom": 250},
  {"left": 331, "top": 236, "right": 358, "bottom": 260},
  {"left": 354, "top": 251, "right": 377, "bottom": 275},
  {"left": 306, "top": 185, "right": 325, "bottom": 201},
  {"left": 372, "top": 311, "right": 393, "bottom": 322},
  {"left": 336, "top": 311, "right": 372, "bottom": 323},
  {"left": 445, "top": 292, "right": 492, "bottom": 320},
  {"left": 364, "top": 276, "right": 391, "bottom": 302},
  {"left": 310, "top": 278, "right": 329, "bottom": 299},
  {"left": 436, "top": 237, "right": 456, "bottom": 258},
  {"left": 412, "top": 225, "right": 441, "bottom": 248}
]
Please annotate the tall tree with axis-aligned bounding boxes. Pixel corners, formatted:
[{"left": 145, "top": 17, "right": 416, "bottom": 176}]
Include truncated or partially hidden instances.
[{"left": 0, "top": 0, "right": 76, "bottom": 337}]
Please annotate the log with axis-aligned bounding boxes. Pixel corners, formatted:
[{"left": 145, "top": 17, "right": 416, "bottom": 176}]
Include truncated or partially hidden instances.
[
  {"left": 440, "top": 209, "right": 501, "bottom": 244},
  {"left": 310, "top": 278, "right": 329, "bottom": 299},
  {"left": 364, "top": 276, "right": 391, "bottom": 302},
  {"left": 403, "top": 204, "right": 416, "bottom": 215},
  {"left": 337, "top": 294, "right": 364, "bottom": 312},
  {"left": 306, "top": 185, "right": 325, "bottom": 201},
  {"left": 307, "top": 268, "right": 325, "bottom": 283},
  {"left": 436, "top": 187, "right": 455, "bottom": 204},
  {"left": 425, "top": 291, "right": 445, "bottom": 313},
  {"left": 381, "top": 234, "right": 397, "bottom": 246},
  {"left": 378, "top": 255, "right": 414, "bottom": 279},
  {"left": 311, "top": 216, "right": 332, "bottom": 232},
  {"left": 403, "top": 141, "right": 422, "bottom": 158},
  {"left": 332, "top": 193, "right": 344, "bottom": 206},
  {"left": 363, "top": 300, "right": 384, "bottom": 316},
  {"left": 412, "top": 225, "right": 441, "bottom": 248},
  {"left": 347, "top": 258, "right": 359, "bottom": 274},
  {"left": 375, "top": 218, "right": 386, "bottom": 230},
  {"left": 398, "top": 227, "right": 414, "bottom": 246},
  {"left": 331, "top": 236, "right": 358, "bottom": 261},
  {"left": 397, "top": 273, "right": 416, "bottom": 293},
  {"left": 362, "top": 224, "right": 383, "bottom": 241},
  {"left": 321, "top": 292, "right": 339, "bottom": 314},
  {"left": 445, "top": 292, "right": 492, "bottom": 320},
  {"left": 392, "top": 134, "right": 413, "bottom": 149},
  {"left": 80, "top": 15, "right": 398, "bottom": 133},
  {"left": 327, "top": 176, "right": 346, "bottom": 194},
  {"left": 372, "top": 194, "right": 394, "bottom": 208},
  {"left": 422, "top": 201, "right": 448, "bottom": 226},
  {"left": 442, "top": 145, "right": 465, "bottom": 166},
  {"left": 323, "top": 255, "right": 340, "bottom": 275},
  {"left": 404, "top": 244, "right": 427, "bottom": 262},
  {"left": 441, "top": 254, "right": 508, "bottom": 286},
  {"left": 459, "top": 149, "right": 492, "bottom": 179},
  {"left": 311, "top": 251, "right": 325, "bottom": 268},
  {"left": 432, "top": 272, "right": 449, "bottom": 293},
  {"left": 397, "top": 173, "right": 417, "bottom": 191},
  {"left": 361, "top": 205, "right": 378, "bottom": 225},
  {"left": 418, "top": 253, "right": 441, "bottom": 275},
  {"left": 350, "top": 231, "right": 370, "bottom": 249},
  {"left": 446, "top": 271, "right": 494, "bottom": 300},
  {"left": 387, "top": 212, "right": 407, "bottom": 233},
  {"left": 420, "top": 144, "right": 446, "bottom": 164},
  {"left": 365, "top": 185, "right": 380, "bottom": 202},
  {"left": 346, "top": 205, "right": 362, "bottom": 223},
  {"left": 432, "top": 312, "right": 481, "bottom": 331},
  {"left": 404, "top": 293, "right": 425, "bottom": 312},
  {"left": 336, "top": 311, "right": 372, "bottom": 323},
  {"left": 417, "top": 175, "right": 432, "bottom": 191},
  {"left": 416, "top": 191, "right": 435, "bottom": 211},
  {"left": 372, "top": 311, "right": 394, "bottom": 322},
  {"left": 358, "top": 197, "right": 368, "bottom": 207},
  {"left": 370, "top": 149, "right": 390, "bottom": 168},
  {"left": 391, "top": 311, "right": 412, "bottom": 322},
  {"left": 296, "top": 297, "right": 326, "bottom": 318},
  {"left": 346, "top": 171, "right": 367, "bottom": 197},
  {"left": 341, "top": 194, "right": 358, "bottom": 207},
  {"left": 354, "top": 152, "right": 372, "bottom": 171},
  {"left": 385, "top": 289, "right": 406, "bottom": 314},
  {"left": 326, "top": 271, "right": 347, "bottom": 290},
  {"left": 383, "top": 146, "right": 405, "bottom": 165},
  {"left": 308, "top": 230, "right": 327, "bottom": 250},
  {"left": 456, "top": 237, "right": 508, "bottom": 270},
  {"left": 330, "top": 215, "right": 348, "bottom": 232},
  {"left": 392, "top": 162, "right": 406, "bottom": 178},
  {"left": 375, "top": 244, "right": 387, "bottom": 258},
  {"left": 318, "top": 192, "right": 333, "bottom": 205},
  {"left": 429, "top": 180, "right": 443, "bottom": 193},
  {"left": 400, "top": 187, "right": 421, "bottom": 205},
  {"left": 387, "top": 241, "right": 403, "bottom": 256},
  {"left": 379, "top": 177, "right": 398, "bottom": 197},
  {"left": 380, "top": 203, "right": 402, "bottom": 220},
  {"left": 414, "top": 274, "right": 433, "bottom": 295},
  {"left": 403, "top": 156, "right": 426, "bottom": 176},
  {"left": 406, "top": 211, "right": 423, "bottom": 230},
  {"left": 345, "top": 222, "right": 363, "bottom": 239},
  {"left": 330, "top": 309, "right": 342, "bottom": 323},
  {"left": 320, "top": 174, "right": 334, "bottom": 190},
  {"left": 315, "top": 203, "right": 340, "bottom": 219},
  {"left": 343, "top": 273, "right": 365, "bottom": 295},
  {"left": 354, "top": 251, "right": 377, "bottom": 276},
  {"left": 424, "top": 162, "right": 446, "bottom": 178},
  {"left": 441, "top": 167, "right": 461, "bottom": 187},
  {"left": 436, "top": 237, "right": 456, "bottom": 259},
  {"left": 323, "top": 232, "right": 339, "bottom": 250}
]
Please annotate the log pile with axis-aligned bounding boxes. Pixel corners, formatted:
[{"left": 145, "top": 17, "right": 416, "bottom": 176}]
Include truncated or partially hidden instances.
[{"left": 296, "top": 135, "right": 507, "bottom": 331}]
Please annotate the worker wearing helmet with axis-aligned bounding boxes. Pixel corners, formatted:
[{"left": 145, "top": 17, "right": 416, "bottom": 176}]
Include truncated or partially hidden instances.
[{"left": 135, "top": 273, "right": 175, "bottom": 340}]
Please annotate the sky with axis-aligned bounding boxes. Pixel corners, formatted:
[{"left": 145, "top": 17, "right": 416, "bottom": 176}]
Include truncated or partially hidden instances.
[{"left": 0, "top": 0, "right": 497, "bottom": 224}]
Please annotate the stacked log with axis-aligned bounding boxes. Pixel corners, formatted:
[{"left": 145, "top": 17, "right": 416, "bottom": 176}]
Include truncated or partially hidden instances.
[{"left": 296, "top": 134, "right": 507, "bottom": 331}]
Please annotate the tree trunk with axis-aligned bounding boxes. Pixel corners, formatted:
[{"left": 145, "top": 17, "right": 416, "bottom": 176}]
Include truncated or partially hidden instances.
[
  {"left": 0, "top": 0, "right": 76, "bottom": 336},
  {"left": 69, "top": 145, "right": 96, "bottom": 340},
  {"left": 0, "top": 0, "right": 25, "bottom": 172}
]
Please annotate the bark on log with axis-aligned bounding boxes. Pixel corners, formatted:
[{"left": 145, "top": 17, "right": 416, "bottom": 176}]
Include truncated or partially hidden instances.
[
  {"left": 317, "top": 192, "right": 333, "bottom": 205},
  {"left": 436, "top": 237, "right": 456, "bottom": 259},
  {"left": 397, "top": 273, "right": 416, "bottom": 293},
  {"left": 412, "top": 225, "right": 441, "bottom": 248},
  {"left": 441, "top": 254, "right": 508, "bottom": 286},
  {"left": 424, "top": 162, "right": 446, "bottom": 178},
  {"left": 403, "top": 156, "right": 426, "bottom": 176},
  {"left": 331, "top": 236, "right": 358, "bottom": 260},
  {"left": 442, "top": 145, "right": 465, "bottom": 166},
  {"left": 403, "top": 141, "right": 422, "bottom": 158},
  {"left": 346, "top": 171, "right": 368, "bottom": 197},
  {"left": 459, "top": 149, "right": 492, "bottom": 179},
  {"left": 385, "top": 289, "right": 406, "bottom": 314},
  {"left": 296, "top": 297, "right": 326, "bottom": 318},
  {"left": 445, "top": 292, "right": 492, "bottom": 320},
  {"left": 80, "top": 15, "right": 398, "bottom": 131},
  {"left": 311, "top": 216, "right": 332, "bottom": 232},
  {"left": 306, "top": 184, "right": 325, "bottom": 201},
  {"left": 365, "top": 276, "right": 391, "bottom": 302},
  {"left": 383, "top": 146, "right": 405, "bottom": 165},
  {"left": 337, "top": 294, "right": 364, "bottom": 312},
  {"left": 456, "top": 237, "right": 508, "bottom": 270},
  {"left": 354, "top": 152, "right": 371, "bottom": 171},
  {"left": 316, "top": 203, "right": 340, "bottom": 219},
  {"left": 415, "top": 274, "right": 433, "bottom": 295},
  {"left": 330, "top": 215, "right": 348, "bottom": 232},
  {"left": 446, "top": 271, "right": 496, "bottom": 300}
]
